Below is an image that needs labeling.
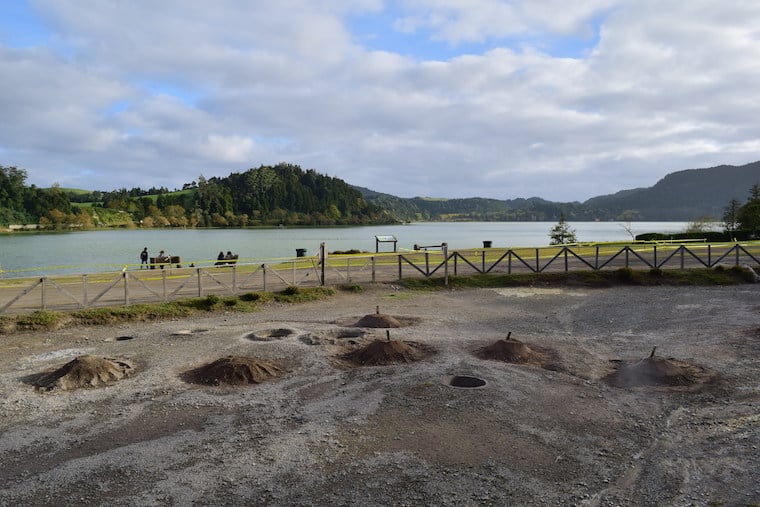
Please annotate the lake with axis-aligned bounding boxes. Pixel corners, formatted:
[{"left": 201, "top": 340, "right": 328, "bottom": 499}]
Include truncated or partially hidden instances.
[{"left": 0, "top": 221, "right": 693, "bottom": 278}]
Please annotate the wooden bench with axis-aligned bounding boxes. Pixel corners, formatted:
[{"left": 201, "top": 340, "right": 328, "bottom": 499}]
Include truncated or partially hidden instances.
[
  {"left": 149, "top": 256, "right": 181, "bottom": 269},
  {"left": 215, "top": 254, "right": 238, "bottom": 266}
]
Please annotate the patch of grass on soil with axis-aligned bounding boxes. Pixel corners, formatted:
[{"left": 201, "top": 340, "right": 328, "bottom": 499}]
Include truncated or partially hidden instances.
[
  {"left": 0, "top": 286, "right": 335, "bottom": 334},
  {"left": 398, "top": 266, "right": 758, "bottom": 290}
]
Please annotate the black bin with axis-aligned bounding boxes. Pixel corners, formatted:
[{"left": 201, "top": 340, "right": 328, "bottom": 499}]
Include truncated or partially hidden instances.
[
  {"left": 483, "top": 241, "right": 493, "bottom": 248},
  {"left": 296, "top": 248, "right": 307, "bottom": 257}
]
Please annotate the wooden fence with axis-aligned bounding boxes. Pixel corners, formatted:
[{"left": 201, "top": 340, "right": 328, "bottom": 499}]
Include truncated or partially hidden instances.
[{"left": 1, "top": 242, "right": 759, "bottom": 315}]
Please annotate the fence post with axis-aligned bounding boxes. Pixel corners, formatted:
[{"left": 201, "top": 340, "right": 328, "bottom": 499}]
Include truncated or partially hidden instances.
[
  {"left": 82, "top": 274, "right": 88, "bottom": 307},
  {"left": 41, "top": 277, "right": 46, "bottom": 310},
  {"left": 654, "top": 245, "right": 658, "bottom": 268},
  {"left": 162, "top": 270, "right": 167, "bottom": 300},
  {"left": 735, "top": 245, "right": 740, "bottom": 266},
  {"left": 425, "top": 252, "right": 430, "bottom": 276},
  {"left": 293, "top": 260, "right": 297, "bottom": 285},
  {"left": 371, "top": 256, "right": 376, "bottom": 283},
  {"left": 482, "top": 249, "right": 486, "bottom": 273},
  {"left": 124, "top": 272, "right": 129, "bottom": 305},
  {"left": 197, "top": 268, "right": 202, "bottom": 297},
  {"left": 398, "top": 255, "right": 402, "bottom": 280},
  {"left": 707, "top": 244, "right": 712, "bottom": 267},
  {"left": 454, "top": 253, "right": 458, "bottom": 275},
  {"left": 320, "top": 242, "right": 326, "bottom": 286},
  {"left": 625, "top": 247, "right": 630, "bottom": 268},
  {"left": 443, "top": 243, "right": 449, "bottom": 286},
  {"left": 262, "top": 264, "right": 267, "bottom": 291},
  {"left": 232, "top": 265, "right": 237, "bottom": 293},
  {"left": 595, "top": 246, "right": 599, "bottom": 270},
  {"left": 508, "top": 251, "right": 512, "bottom": 274},
  {"left": 535, "top": 249, "right": 540, "bottom": 272},
  {"left": 564, "top": 247, "right": 569, "bottom": 272},
  {"left": 347, "top": 258, "right": 351, "bottom": 283},
  {"left": 681, "top": 247, "right": 685, "bottom": 269}
]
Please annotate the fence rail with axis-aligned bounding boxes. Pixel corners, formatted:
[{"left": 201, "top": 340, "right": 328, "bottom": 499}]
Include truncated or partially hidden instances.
[{"left": 2, "top": 241, "right": 759, "bottom": 314}]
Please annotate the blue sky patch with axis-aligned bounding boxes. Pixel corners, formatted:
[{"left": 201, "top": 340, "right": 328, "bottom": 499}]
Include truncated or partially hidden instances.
[{"left": 0, "top": 2, "right": 49, "bottom": 47}]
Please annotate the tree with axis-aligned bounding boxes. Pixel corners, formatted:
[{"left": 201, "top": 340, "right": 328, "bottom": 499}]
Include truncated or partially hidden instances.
[
  {"left": 619, "top": 222, "right": 636, "bottom": 241},
  {"left": 548, "top": 215, "right": 577, "bottom": 245},
  {"left": 737, "top": 184, "right": 760, "bottom": 234},
  {"left": 684, "top": 216, "right": 714, "bottom": 234},
  {"left": 722, "top": 198, "right": 741, "bottom": 233}
]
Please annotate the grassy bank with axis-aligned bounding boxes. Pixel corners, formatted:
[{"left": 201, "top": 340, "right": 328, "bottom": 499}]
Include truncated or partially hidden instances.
[
  {"left": 397, "top": 265, "right": 758, "bottom": 289},
  {"left": 0, "top": 286, "right": 335, "bottom": 334}
]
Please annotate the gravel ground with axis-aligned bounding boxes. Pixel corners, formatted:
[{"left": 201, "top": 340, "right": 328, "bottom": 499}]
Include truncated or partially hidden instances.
[{"left": 0, "top": 284, "right": 759, "bottom": 506}]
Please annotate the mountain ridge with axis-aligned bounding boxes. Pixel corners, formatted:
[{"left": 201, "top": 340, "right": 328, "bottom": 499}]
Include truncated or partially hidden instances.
[{"left": 356, "top": 160, "right": 760, "bottom": 221}]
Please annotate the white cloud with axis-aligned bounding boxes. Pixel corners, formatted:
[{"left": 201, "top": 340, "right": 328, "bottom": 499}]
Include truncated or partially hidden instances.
[{"left": 0, "top": 0, "right": 759, "bottom": 201}]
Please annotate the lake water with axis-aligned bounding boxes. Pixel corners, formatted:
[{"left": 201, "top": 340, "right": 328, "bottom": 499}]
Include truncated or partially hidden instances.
[{"left": 0, "top": 221, "right": 692, "bottom": 278}]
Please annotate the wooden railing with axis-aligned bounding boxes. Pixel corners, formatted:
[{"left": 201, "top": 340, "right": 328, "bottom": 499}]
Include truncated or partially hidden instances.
[{"left": 1, "top": 242, "right": 759, "bottom": 314}]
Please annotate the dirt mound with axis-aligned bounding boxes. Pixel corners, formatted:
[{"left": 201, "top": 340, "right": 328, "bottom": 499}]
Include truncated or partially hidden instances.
[
  {"left": 29, "top": 355, "right": 134, "bottom": 391},
  {"left": 474, "top": 337, "right": 545, "bottom": 364},
  {"left": 604, "top": 356, "right": 704, "bottom": 388},
  {"left": 342, "top": 339, "right": 429, "bottom": 366},
  {"left": 354, "top": 313, "right": 403, "bottom": 328},
  {"left": 182, "top": 355, "right": 282, "bottom": 386}
]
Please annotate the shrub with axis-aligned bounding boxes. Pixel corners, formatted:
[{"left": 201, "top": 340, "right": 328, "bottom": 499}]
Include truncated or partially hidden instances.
[
  {"left": 282, "top": 286, "right": 300, "bottom": 296},
  {"left": 16, "top": 310, "right": 65, "bottom": 330},
  {"left": 615, "top": 267, "right": 636, "bottom": 282}
]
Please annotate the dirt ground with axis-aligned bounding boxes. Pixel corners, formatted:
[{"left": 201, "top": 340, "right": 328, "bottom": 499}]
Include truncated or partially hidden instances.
[{"left": 0, "top": 284, "right": 758, "bottom": 506}]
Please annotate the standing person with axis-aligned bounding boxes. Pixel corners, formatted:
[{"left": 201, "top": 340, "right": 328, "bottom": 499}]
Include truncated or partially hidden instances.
[{"left": 140, "top": 247, "right": 149, "bottom": 269}]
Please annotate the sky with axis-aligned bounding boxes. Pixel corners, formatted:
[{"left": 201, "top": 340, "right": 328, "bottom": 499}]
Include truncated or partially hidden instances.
[{"left": 1, "top": 1, "right": 760, "bottom": 202}]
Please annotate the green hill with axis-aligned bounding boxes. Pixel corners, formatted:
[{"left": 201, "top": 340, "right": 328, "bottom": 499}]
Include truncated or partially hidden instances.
[{"left": 584, "top": 161, "right": 760, "bottom": 220}]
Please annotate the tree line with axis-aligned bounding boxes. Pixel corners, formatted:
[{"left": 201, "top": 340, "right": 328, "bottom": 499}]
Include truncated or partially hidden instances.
[{"left": 0, "top": 163, "right": 396, "bottom": 228}]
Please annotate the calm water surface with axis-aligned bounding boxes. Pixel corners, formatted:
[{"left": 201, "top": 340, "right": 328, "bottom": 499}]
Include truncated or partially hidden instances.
[{"left": 0, "top": 222, "right": 691, "bottom": 278}]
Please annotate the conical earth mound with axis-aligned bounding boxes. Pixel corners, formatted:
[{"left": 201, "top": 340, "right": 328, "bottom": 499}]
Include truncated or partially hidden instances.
[
  {"left": 183, "top": 355, "right": 282, "bottom": 386},
  {"left": 354, "top": 313, "right": 402, "bottom": 328},
  {"left": 342, "top": 339, "right": 425, "bottom": 366},
  {"left": 31, "top": 355, "right": 134, "bottom": 391},
  {"left": 604, "top": 356, "right": 699, "bottom": 388},
  {"left": 474, "top": 337, "right": 543, "bottom": 363}
]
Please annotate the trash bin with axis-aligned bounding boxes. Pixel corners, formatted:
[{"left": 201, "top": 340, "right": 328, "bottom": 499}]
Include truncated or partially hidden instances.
[
  {"left": 296, "top": 248, "right": 307, "bottom": 257},
  {"left": 483, "top": 241, "right": 492, "bottom": 248}
]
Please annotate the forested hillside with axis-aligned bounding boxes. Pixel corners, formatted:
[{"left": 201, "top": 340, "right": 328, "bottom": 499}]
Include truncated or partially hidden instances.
[
  {"left": 3, "top": 160, "right": 760, "bottom": 228},
  {"left": 0, "top": 166, "right": 75, "bottom": 226},
  {"left": 0, "top": 163, "right": 395, "bottom": 228},
  {"left": 584, "top": 161, "right": 760, "bottom": 220}
]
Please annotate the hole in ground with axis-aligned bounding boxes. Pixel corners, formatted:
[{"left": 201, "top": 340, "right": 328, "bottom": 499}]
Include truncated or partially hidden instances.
[
  {"left": 245, "top": 328, "right": 295, "bottom": 341},
  {"left": 449, "top": 375, "right": 486, "bottom": 388}
]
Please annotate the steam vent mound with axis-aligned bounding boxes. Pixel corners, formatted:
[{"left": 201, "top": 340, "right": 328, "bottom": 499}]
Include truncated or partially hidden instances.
[
  {"left": 474, "top": 336, "right": 547, "bottom": 365},
  {"left": 604, "top": 356, "right": 709, "bottom": 388},
  {"left": 182, "top": 355, "right": 282, "bottom": 386},
  {"left": 31, "top": 355, "right": 134, "bottom": 391},
  {"left": 342, "top": 339, "right": 430, "bottom": 366},
  {"left": 354, "top": 313, "right": 403, "bottom": 328}
]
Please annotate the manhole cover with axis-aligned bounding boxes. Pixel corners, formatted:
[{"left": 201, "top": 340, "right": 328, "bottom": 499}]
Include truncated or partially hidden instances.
[{"left": 449, "top": 375, "right": 486, "bottom": 388}]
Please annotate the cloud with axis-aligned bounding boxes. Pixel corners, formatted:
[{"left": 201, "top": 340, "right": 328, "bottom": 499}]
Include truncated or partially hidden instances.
[{"left": 0, "top": 0, "right": 759, "bottom": 202}]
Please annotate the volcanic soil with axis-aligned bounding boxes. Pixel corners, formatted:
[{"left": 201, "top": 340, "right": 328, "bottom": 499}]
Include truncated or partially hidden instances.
[{"left": 0, "top": 284, "right": 758, "bottom": 506}]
